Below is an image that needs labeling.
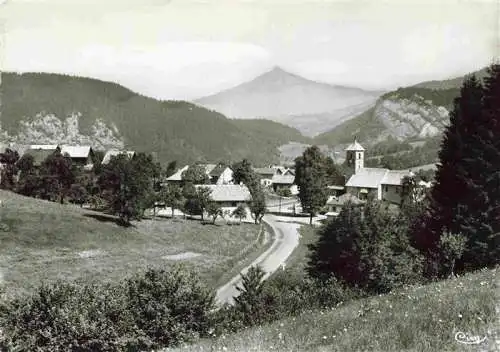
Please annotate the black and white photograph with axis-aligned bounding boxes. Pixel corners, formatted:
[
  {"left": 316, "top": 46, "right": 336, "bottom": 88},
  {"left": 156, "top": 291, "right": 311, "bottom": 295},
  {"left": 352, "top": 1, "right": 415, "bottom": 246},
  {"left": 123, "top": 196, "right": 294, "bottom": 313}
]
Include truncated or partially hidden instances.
[{"left": 0, "top": 0, "right": 498, "bottom": 350}]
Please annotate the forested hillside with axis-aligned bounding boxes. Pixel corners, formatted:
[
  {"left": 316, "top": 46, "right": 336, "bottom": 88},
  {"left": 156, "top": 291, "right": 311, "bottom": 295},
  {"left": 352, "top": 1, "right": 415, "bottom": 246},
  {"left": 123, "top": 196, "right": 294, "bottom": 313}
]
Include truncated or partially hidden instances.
[{"left": 0, "top": 72, "right": 307, "bottom": 165}]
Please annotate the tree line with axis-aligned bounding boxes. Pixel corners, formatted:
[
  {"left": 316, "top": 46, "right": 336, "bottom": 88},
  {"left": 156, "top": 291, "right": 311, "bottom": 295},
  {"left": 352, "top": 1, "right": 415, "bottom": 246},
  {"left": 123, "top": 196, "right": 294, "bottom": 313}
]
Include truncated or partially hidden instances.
[{"left": 0, "top": 150, "right": 268, "bottom": 225}]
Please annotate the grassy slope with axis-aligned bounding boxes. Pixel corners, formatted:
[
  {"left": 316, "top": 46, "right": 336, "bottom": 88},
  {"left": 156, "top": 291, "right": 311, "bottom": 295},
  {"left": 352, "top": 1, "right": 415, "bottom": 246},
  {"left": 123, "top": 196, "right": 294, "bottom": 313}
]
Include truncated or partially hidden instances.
[
  {"left": 0, "top": 190, "right": 263, "bottom": 298},
  {"left": 172, "top": 266, "right": 499, "bottom": 352},
  {"left": 174, "top": 211, "right": 499, "bottom": 351},
  {"left": 1, "top": 72, "right": 307, "bottom": 165}
]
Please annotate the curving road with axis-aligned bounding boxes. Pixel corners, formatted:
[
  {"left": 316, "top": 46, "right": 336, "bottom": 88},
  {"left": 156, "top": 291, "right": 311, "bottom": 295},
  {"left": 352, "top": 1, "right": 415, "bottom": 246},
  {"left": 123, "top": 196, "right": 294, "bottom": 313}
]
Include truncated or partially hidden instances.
[{"left": 215, "top": 214, "right": 302, "bottom": 306}]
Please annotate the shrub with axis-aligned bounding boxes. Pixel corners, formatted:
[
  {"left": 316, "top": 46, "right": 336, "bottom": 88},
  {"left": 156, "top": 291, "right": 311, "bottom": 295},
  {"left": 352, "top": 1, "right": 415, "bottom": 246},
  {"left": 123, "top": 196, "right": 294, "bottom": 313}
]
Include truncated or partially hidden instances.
[
  {"left": 277, "top": 188, "right": 292, "bottom": 198},
  {"left": 0, "top": 266, "right": 217, "bottom": 351},
  {"left": 0, "top": 281, "right": 139, "bottom": 351},
  {"left": 125, "top": 266, "right": 215, "bottom": 348},
  {"left": 308, "top": 200, "right": 425, "bottom": 294}
]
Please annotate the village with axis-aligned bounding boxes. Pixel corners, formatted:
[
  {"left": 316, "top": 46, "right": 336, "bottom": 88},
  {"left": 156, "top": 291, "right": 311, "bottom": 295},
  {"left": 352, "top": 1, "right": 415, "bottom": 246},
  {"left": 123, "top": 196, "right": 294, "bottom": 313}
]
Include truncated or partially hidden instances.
[{"left": 0, "top": 139, "right": 434, "bottom": 223}]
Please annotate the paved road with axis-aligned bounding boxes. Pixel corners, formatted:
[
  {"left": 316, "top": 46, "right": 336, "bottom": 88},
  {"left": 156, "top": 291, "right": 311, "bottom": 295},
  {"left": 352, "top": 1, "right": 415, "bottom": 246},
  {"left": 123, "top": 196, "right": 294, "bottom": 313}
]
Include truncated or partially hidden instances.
[{"left": 215, "top": 214, "right": 302, "bottom": 306}]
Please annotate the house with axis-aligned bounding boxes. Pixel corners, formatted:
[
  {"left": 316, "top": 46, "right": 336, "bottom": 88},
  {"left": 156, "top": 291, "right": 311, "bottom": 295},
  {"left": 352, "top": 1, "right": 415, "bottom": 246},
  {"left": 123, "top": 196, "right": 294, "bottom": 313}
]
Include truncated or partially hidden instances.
[
  {"left": 344, "top": 140, "right": 414, "bottom": 204},
  {"left": 165, "top": 165, "right": 190, "bottom": 185},
  {"left": 29, "top": 144, "right": 60, "bottom": 150},
  {"left": 325, "top": 193, "right": 365, "bottom": 217},
  {"left": 271, "top": 174, "right": 298, "bottom": 195},
  {"left": 254, "top": 167, "right": 276, "bottom": 187},
  {"left": 195, "top": 184, "right": 253, "bottom": 219},
  {"left": 165, "top": 163, "right": 233, "bottom": 186},
  {"left": 326, "top": 185, "right": 345, "bottom": 197},
  {"left": 60, "top": 145, "right": 95, "bottom": 171},
  {"left": 101, "top": 150, "right": 136, "bottom": 165},
  {"left": 22, "top": 146, "right": 60, "bottom": 167},
  {"left": 208, "top": 164, "right": 234, "bottom": 185}
]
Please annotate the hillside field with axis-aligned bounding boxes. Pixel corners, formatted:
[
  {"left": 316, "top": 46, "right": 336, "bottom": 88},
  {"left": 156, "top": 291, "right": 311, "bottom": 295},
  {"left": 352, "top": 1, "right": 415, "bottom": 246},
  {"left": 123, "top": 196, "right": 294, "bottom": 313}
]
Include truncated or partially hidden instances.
[
  {"left": 0, "top": 191, "right": 264, "bottom": 299},
  {"left": 169, "top": 265, "right": 499, "bottom": 352}
]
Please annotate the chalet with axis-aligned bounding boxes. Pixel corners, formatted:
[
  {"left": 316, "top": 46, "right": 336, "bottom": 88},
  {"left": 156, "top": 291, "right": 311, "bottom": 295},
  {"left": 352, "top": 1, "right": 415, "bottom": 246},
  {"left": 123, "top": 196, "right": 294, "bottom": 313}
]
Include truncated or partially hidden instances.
[
  {"left": 344, "top": 140, "right": 415, "bottom": 205},
  {"left": 22, "top": 146, "right": 60, "bottom": 167},
  {"left": 271, "top": 174, "right": 298, "bottom": 195},
  {"left": 60, "top": 145, "right": 95, "bottom": 171},
  {"left": 325, "top": 193, "right": 365, "bottom": 217},
  {"left": 254, "top": 167, "right": 275, "bottom": 187},
  {"left": 326, "top": 185, "right": 345, "bottom": 197},
  {"left": 166, "top": 165, "right": 190, "bottom": 185},
  {"left": 208, "top": 164, "right": 234, "bottom": 185},
  {"left": 195, "top": 184, "right": 252, "bottom": 219},
  {"left": 101, "top": 150, "right": 136, "bottom": 165},
  {"left": 165, "top": 163, "right": 233, "bottom": 186}
]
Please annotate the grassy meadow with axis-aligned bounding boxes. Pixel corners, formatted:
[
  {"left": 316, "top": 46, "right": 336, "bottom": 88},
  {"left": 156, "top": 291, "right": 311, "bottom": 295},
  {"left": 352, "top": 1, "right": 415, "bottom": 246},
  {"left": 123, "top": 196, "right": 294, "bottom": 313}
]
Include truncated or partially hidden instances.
[
  {"left": 167, "top": 266, "right": 499, "bottom": 352},
  {"left": 0, "top": 190, "right": 264, "bottom": 299}
]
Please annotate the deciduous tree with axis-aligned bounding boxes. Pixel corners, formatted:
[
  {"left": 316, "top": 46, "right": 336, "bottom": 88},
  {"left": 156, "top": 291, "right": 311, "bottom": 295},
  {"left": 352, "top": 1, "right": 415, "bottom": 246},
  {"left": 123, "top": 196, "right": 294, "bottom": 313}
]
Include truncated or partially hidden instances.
[{"left": 294, "top": 146, "right": 328, "bottom": 224}]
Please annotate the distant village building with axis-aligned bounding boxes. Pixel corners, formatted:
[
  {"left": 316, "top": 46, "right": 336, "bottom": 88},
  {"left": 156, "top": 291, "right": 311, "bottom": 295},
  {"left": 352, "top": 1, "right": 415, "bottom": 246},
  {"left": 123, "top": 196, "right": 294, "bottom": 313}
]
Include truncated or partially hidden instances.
[
  {"left": 254, "top": 167, "right": 276, "bottom": 187},
  {"left": 195, "top": 184, "right": 252, "bottom": 219},
  {"left": 343, "top": 139, "right": 423, "bottom": 205},
  {"left": 325, "top": 193, "right": 365, "bottom": 217},
  {"left": 101, "top": 150, "right": 136, "bottom": 165},
  {"left": 22, "top": 145, "right": 60, "bottom": 167},
  {"left": 271, "top": 174, "right": 298, "bottom": 195},
  {"left": 165, "top": 163, "right": 234, "bottom": 186},
  {"left": 59, "top": 145, "right": 95, "bottom": 170},
  {"left": 22, "top": 144, "right": 95, "bottom": 171},
  {"left": 254, "top": 166, "right": 297, "bottom": 194}
]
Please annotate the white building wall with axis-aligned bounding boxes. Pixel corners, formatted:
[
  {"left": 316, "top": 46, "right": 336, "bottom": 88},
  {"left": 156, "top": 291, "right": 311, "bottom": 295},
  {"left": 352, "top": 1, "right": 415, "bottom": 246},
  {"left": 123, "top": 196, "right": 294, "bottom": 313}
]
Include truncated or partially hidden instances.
[{"left": 216, "top": 168, "right": 234, "bottom": 185}]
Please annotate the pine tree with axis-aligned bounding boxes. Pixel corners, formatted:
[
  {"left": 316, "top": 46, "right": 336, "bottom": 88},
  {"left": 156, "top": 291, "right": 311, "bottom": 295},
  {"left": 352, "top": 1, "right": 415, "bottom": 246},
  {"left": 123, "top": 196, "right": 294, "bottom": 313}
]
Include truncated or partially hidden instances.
[
  {"left": 414, "top": 65, "right": 500, "bottom": 275},
  {"left": 458, "top": 64, "right": 500, "bottom": 270}
]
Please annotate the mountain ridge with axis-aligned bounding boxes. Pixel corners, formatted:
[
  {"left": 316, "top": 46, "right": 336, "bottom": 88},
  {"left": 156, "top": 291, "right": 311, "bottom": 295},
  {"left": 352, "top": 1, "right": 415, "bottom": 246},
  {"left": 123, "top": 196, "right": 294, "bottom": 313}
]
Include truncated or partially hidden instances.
[
  {"left": 0, "top": 71, "right": 309, "bottom": 165},
  {"left": 194, "top": 66, "right": 383, "bottom": 136}
]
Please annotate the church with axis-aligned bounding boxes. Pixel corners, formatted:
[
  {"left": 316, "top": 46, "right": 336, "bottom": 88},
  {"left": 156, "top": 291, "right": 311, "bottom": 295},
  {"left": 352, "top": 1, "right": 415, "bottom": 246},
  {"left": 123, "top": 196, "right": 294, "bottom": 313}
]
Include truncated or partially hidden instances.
[{"left": 343, "top": 140, "right": 415, "bottom": 205}]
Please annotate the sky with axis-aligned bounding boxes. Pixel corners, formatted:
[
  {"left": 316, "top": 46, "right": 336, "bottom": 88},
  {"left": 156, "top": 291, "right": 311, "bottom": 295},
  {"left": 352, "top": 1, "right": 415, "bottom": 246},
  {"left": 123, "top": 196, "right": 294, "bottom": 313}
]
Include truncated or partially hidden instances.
[{"left": 1, "top": 0, "right": 498, "bottom": 100}]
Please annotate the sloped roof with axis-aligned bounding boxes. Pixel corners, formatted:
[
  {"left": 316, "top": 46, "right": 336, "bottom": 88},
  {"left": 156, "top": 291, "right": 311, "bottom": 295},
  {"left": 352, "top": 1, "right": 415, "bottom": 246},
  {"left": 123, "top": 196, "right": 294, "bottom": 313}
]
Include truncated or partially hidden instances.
[
  {"left": 327, "top": 185, "right": 345, "bottom": 190},
  {"left": 209, "top": 164, "right": 231, "bottom": 177},
  {"left": 345, "top": 140, "right": 365, "bottom": 151},
  {"left": 166, "top": 165, "right": 189, "bottom": 181},
  {"left": 102, "top": 150, "right": 136, "bottom": 165},
  {"left": 195, "top": 184, "right": 252, "bottom": 202},
  {"left": 199, "top": 164, "right": 217, "bottom": 174},
  {"left": 60, "top": 145, "right": 92, "bottom": 159},
  {"left": 254, "top": 167, "right": 276, "bottom": 176},
  {"left": 23, "top": 148, "right": 57, "bottom": 166},
  {"left": 327, "top": 193, "right": 365, "bottom": 206},
  {"left": 272, "top": 174, "right": 295, "bottom": 185},
  {"left": 381, "top": 170, "right": 413, "bottom": 186},
  {"left": 30, "top": 144, "right": 59, "bottom": 150},
  {"left": 345, "top": 168, "right": 388, "bottom": 188}
]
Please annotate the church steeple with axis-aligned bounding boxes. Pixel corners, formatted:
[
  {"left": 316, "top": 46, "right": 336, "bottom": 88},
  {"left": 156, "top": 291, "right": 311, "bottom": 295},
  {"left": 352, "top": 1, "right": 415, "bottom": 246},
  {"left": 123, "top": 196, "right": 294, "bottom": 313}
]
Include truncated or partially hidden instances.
[{"left": 345, "top": 138, "right": 365, "bottom": 174}]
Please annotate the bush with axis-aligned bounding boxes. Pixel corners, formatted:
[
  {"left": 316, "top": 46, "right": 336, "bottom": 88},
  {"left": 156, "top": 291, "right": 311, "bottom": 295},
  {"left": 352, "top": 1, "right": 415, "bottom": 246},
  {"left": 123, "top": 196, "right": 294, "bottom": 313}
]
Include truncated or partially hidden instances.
[
  {"left": 0, "top": 282, "right": 140, "bottom": 351},
  {"left": 276, "top": 188, "right": 292, "bottom": 198},
  {"left": 0, "top": 266, "right": 216, "bottom": 351},
  {"left": 308, "top": 200, "right": 425, "bottom": 294},
  {"left": 125, "top": 266, "right": 215, "bottom": 348}
]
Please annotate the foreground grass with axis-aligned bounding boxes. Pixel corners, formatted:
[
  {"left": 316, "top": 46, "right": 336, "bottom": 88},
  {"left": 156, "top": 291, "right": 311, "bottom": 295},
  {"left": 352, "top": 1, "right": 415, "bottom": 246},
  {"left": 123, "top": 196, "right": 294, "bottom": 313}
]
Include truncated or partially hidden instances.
[
  {"left": 167, "top": 267, "right": 499, "bottom": 352},
  {"left": 0, "top": 190, "right": 262, "bottom": 298}
]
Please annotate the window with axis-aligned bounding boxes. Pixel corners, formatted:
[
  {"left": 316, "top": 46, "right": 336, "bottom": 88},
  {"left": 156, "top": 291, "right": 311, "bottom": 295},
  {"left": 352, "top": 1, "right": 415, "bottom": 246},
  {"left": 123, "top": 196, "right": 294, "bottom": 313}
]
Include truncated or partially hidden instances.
[
  {"left": 232, "top": 202, "right": 237, "bottom": 207},
  {"left": 384, "top": 186, "right": 388, "bottom": 192}
]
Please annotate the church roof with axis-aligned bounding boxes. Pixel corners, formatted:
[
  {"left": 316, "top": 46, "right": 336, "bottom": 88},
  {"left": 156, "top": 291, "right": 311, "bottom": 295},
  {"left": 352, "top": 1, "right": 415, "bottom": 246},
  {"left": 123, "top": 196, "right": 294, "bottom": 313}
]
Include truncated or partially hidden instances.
[{"left": 345, "top": 140, "right": 365, "bottom": 152}]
